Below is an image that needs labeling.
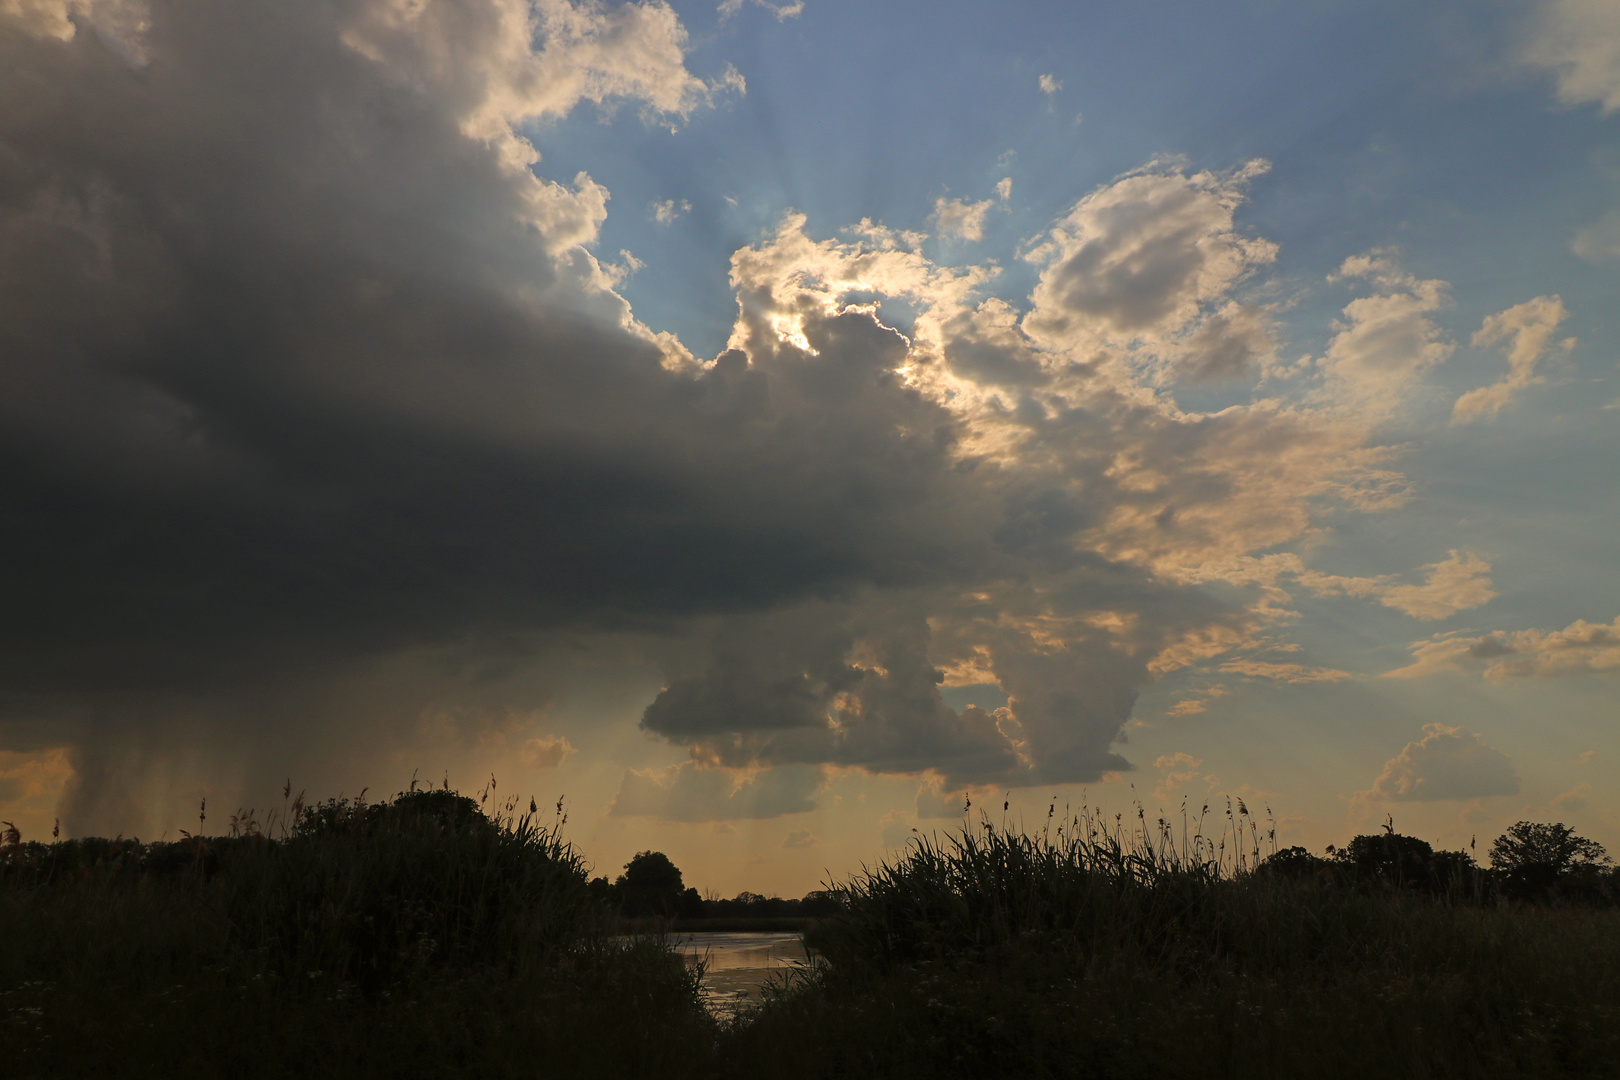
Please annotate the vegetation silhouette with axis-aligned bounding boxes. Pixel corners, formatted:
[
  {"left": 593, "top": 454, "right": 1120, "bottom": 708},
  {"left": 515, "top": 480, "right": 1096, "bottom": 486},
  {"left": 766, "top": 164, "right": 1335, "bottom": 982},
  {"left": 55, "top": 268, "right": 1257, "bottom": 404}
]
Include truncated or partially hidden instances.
[
  {"left": 4, "top": 785, "right": 1619, "bottom": 1078},
  {"left": 1490, "top": 820, "right": 1612, "bottom": 902}
]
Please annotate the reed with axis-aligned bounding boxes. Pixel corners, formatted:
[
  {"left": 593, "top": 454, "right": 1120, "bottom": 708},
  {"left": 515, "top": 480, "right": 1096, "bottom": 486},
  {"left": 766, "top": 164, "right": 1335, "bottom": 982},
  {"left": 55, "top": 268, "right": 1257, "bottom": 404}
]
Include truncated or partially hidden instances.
[
  {"left": 6, "top": 787, "right": 1618, "bottom": 1078},
  {"left": 723, "top": 810, "right": 1620, "bottom": 1079},
  {"left": 0, "top": 785, "right": 716, "bottom": 1078}
]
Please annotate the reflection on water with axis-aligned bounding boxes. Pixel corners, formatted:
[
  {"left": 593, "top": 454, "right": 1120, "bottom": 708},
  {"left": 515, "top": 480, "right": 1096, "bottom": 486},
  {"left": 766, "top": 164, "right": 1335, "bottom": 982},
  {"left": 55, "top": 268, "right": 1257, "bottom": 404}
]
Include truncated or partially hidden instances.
[{"left": 676, "top": 931, "right": 809, "bottom": 1017}]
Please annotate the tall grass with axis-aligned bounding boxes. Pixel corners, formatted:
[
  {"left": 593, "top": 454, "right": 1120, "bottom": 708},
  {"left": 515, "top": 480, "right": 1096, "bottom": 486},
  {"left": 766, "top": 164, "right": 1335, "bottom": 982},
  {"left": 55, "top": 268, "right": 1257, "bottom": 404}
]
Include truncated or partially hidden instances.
[
  {"left": 724, "top": 809, "right": 1620, "bottom": 1079},
  {"left": 0, "top": 785, "right": 716, "bottom": 1079},
  {"left": 7, "top": 789, "right": 1619, "bottom": 1078}
]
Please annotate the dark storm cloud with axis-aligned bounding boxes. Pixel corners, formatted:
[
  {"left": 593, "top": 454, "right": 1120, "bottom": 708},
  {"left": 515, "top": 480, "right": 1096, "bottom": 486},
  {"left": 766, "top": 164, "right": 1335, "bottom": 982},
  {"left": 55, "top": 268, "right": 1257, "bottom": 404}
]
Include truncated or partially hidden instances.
[
  {"left": 0, "top": 0, "right": 1079, "bottom": 822},
  {"left": 1, "top": 2, "right": 1407, "bottom": 830},
  {"left": 0, "top": 0, "right": 978, "bottom": 696}
]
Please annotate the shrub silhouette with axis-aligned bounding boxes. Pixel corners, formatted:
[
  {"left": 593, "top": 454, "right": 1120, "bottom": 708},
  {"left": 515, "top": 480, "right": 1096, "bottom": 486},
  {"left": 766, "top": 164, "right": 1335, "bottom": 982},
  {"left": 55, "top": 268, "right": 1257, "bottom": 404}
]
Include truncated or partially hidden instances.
[
  {"left": 1332, "top": 828, "right": 1477, "bottom": 896},
  {"left": 218, "top": 787, "right": 597, "bottom": 993},
  {"left": 1256, "top": 845, "right": 1333, "bottom": 881}
]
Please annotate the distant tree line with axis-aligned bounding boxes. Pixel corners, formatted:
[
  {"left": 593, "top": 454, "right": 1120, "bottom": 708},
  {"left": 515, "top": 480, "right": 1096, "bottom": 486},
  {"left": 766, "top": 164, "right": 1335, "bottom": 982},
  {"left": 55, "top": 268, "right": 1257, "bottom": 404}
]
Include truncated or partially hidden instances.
[
  {"left": 1257, "top": 820, "right": 1615, "bottom": 904},
  {"left": 587, "top": 850, "right": 839, "bottom": 920}
]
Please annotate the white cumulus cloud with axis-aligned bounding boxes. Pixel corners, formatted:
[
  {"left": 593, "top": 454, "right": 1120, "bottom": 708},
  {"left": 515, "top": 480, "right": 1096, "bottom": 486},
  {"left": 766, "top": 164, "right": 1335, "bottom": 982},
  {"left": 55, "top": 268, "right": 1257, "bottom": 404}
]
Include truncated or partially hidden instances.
[
  {"left": 1319, "top": 251, "right": 1454, "bottom": 410},
  {"left": 652, "top": 198, "right": 691, "bottom": 224},
  {"left": 931, "top": 196, "right": 995, "bottom": 242},
  {"left": 1522, "top": 0, "right": 1620, "bottom": 114}
]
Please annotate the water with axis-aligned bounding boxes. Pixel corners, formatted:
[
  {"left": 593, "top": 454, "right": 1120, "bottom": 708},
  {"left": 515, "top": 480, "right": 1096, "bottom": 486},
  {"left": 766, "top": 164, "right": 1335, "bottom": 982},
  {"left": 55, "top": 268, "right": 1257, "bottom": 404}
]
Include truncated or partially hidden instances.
[{"left": 675, "top": 931, "right": 810, "bottom": 1017}]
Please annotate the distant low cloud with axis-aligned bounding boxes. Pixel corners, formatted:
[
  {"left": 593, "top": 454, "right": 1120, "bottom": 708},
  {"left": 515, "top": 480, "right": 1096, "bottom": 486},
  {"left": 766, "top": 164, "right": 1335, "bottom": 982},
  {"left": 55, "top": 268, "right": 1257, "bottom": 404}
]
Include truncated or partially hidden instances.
[
  {"left": 1152, "top": 751, "right": 1207, "bottom": 801},
  {"left": 1038, "top": 73, "right": 1061, "bottom": 95},
  {"left": 1453, "top": 296, "right": 1572, "bottom": 423},
  {"left": 609, "top": 762, "right": 823, "bottom": 821},
  {"left": 1521, "top": 0, "right": 1620, "bottom": 114},
  {"left": 1573, "top": 204, "right": 1620, "bottom": 263},
  {"left": 781, "top": 828, "right": 819, "bottom": 848},
  {"left": 915, "top": 779, "right": 979, "bottom": 819},
  {"left": 1360, "top": 723, "right": 1519, "bottom": 802},
  {"left": 1388, "top": 616, "right": 1620, "bottom": 680},
  {"left": 519, "top": 735, "right": 574, "bottom": 769},
  {"left": 1552, "top": 783, "right": 1591, "bottom": 812}
]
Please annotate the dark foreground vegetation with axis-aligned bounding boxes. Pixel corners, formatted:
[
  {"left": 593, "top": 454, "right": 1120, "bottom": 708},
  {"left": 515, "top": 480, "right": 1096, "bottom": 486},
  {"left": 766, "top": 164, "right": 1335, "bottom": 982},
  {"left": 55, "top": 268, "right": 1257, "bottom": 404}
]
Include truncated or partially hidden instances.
[{"left": 3, "top": 788, "right": 1619, "bottom": 1079}]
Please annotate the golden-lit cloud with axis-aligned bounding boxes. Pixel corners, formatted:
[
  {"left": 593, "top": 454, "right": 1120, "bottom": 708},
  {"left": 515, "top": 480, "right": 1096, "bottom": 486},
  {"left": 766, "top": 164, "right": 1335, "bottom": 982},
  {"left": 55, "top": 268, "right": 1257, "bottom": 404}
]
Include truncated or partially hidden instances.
[
  {"left": 930, "top": 197, "right": 993, "bottom": 242},
  {"left": 1369, "top": 551, "right": 1498, "bottom": 621},
  {"left": 1358, "top": 723, "right": 1519, "bottom": 803},
  {"left": 1, "top": 0, "right": 150, "bottom": 58},
  {"left": 1453, "top": 296, "right": 1572, "bottom": 423},
  {"left": 609, "top": 762, "right": 824, "bottom": 821},
  {"left": 1217, "top": 660, "right": 1351, "bottom": 684},
  {"left": 1388, "top": 616, "right": 1620, "bottom": 681},
  {"left": 1318, "top": 251, "right": 1454, "bottom": 410}
]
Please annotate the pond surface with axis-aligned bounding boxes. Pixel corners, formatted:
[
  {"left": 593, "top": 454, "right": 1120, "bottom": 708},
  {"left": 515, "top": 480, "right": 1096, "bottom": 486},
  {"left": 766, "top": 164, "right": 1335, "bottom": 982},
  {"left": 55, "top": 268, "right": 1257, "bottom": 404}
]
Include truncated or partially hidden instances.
[{"left": 675, "top": 931, "right": 811, "bottom": 1017}]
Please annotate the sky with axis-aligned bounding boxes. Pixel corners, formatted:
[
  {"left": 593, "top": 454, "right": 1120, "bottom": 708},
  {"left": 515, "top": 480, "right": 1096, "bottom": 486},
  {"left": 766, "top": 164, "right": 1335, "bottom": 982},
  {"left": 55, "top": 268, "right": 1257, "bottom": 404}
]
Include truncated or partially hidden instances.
[{"left": 1, "top": 0, "right": 1617, "bottom": 897}]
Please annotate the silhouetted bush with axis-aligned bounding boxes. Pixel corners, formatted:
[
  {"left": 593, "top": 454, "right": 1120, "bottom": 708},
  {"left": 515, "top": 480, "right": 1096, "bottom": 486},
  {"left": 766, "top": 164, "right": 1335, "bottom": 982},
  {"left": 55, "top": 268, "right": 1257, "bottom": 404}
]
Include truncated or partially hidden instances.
[
  {"left": 1330, "top": 828, "right": 1479, "bottom": 897},
  {"left": 1256, "top": 845, "right": 1332, "bottom": 881}
]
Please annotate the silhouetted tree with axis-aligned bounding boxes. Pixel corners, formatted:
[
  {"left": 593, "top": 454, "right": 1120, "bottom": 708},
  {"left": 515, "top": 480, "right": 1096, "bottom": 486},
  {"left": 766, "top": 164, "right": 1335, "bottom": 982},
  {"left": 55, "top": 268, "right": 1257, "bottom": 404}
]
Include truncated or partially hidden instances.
[
  {"left": 614, "top": 850, "right": 686, "bottom": 917},
  {"left": 1490, "top": 822, "right": 1611, "bottom": 901}
]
